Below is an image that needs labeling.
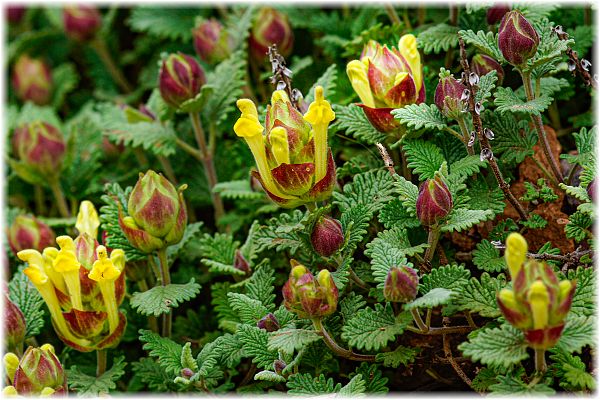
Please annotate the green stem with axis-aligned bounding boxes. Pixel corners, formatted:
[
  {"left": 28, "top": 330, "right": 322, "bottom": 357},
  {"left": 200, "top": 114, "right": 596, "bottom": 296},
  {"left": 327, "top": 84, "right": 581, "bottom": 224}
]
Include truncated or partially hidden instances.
[
  {"left": 534, "top": 348, "right": 547, "bottom": 373},
  {"left": 90, "top": 38, "right": 133, "bottom": 93},
  {"left": 305, "top": 202, "right": 317, "bottom": 212},
  {"left": 189, "top": 112, "right": 225, "bottom": 223},
  {"left": 424, "top": 225, "right": 441, "bottom": 264},
  {"left": 49, "top": 179, "right": 70, "bottom": 218},
  {"left": 530, "top": 155, "right": 559, "bottom": 187},
  {"left": 312, "top": 319, "right": 376, "bottom": 362},
  {"left": 520, "top": 71, "right": 564, "bottom": 184},
  {"left": 457, "top": 116, "right": 475, "bottom": 155},
  {"left": 96, "top": 349, "right": 107, "bottom": 377},
  {"left": 410, "top": 308, "right": 428, "bottom": 332},
  {"left": 157, "top": 248, "right": 172, "bottom": 338},
  {"left": 34, "top": 185, "right": 46, "bottom": 216}
]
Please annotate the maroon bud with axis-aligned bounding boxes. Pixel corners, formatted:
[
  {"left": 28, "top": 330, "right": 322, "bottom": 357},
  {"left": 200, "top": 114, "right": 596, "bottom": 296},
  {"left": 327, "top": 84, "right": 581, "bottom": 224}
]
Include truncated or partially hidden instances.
[
  {"left": 273, "top": 360, "right": 286, "bottom": 375},
  {"left": 383, "top": 266, "right": 419, "bottom": 303},
  {"left": 7, "top": 215, "right": 55, "bottom": 256},
  {"left": 192, "top": 19, "right": 234, "bottom": 64},
  {"left": 7, "top": 6, "right": 26, "bottom": 24},
  {"left": 234, "top": 249, "right": 251, "bottom": 275},
  {"left": 63, "top": 5, "right": 102, "bottom": 41},
  {"left": 257, "top": 313, "right": 280, "bottom": 332},
  {"left": 181, "top": 368, "right": 194, "bottom": 379},
  {"left": 434, "top": 70, "right": 467, "bottom": 119},
  {"left": 11, "top": 55, "right": 52, "bottom": 105},
  {"left": 310, "top": 216, "right": 344, "bottom": 257},
  {"left": 12, "top": 121, "right": 66, "bottom": 179},
  {"left": 5, "top": 296, "right": 26, "bottom": 350},
  {"left": 249, "top": 8, "right": 293, "bottom": 61},
  {"left": 587, "top": 179, "right": 596, "bottom": 202},
  {"left": 486, "top": 3, "right": 511, "bottom": 25},
  {"left": 498, "top": 10, "right": 540, "bottom": 66},
  {"left": 158, "top": 52, "right": 206, "bottom": 108},
  {"left": 13, "top": 345, "right": 66, "bottom": 395},
  {"left": 416, "top": 175, "right": 453, "bottom": 226},
  {"left": 471, "top": 54, "right": 505, "bottom": 85}
]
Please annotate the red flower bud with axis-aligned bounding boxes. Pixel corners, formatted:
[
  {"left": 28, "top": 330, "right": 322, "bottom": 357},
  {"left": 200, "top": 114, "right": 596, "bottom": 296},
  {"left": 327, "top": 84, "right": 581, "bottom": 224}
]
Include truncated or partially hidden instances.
[
  {"left": 434, "top": 70, "right": 467, "bottom": 119},
  {"left": 471, "top": 54, "right": 505, "bottom": 85},
  {"left": 249, "top": 8, "right": 293, "bottom": 61},
  {"left": 12, "top": 121, "right": 66, "bottom": 180},
  {"left": 192, "top": 19, "right": 234, "bottom": 64},
  {"left": 486, "top": 3, "right": 511, "bottom": 25},
  {"left": 7, "top": 6, "right": 26, "bottom": 24},
  {"left": 273, "top": 360, "right": 286, "bottom": 375},
  {"left": 7, "top": 215, "right": 55, "bottom": 256},
  {"left": 5, "top": 296, "right": 26, "bottom": 350},
  {"left": 11, "top": 55, "right": 52, "bottom": 105},
  {"left": 498, "top": 10, "right": 539, "bottom": 66},
  {"left": 159, "top": 52, "right": 206, "bottom": 108},
  {"left": 181, "top": 368, "right": 194, "bottom": 379},
  {"left": 234, "top": 249, "right": 251, "bottom": 275},
  {"left": 383, "top": 266, "right": 419, "bottom": 303},
  {"left": 587, "top": 179, "right": 596, "bottom": 202},
  {"left": 311, "top": 216, "right": 344, "bottom": 257},
  {"left": 416, "top": 175, "right": 453, "bottom": 226},
  {"left": 63, "top": 5, "right": 102, "bottom": 41},
  {"left": 257, "top": 313, "right": 280, "bottom": 332},
  {"left": 282, "top": 263, "right": 338, "bottom": 319},
  {"left": 12, "top": 345, "right": 66, "bottom": 395}
]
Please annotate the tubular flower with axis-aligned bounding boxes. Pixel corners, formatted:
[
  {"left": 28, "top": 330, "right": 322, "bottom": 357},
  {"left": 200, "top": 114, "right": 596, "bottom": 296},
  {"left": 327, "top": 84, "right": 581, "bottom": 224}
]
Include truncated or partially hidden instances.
[
  {"left": 3, "top": 344, "right": 67, "bottom": 396},
  {"left": 496, "top": 233, "right": 576, "bottom": 350},
  {"left": 16, "top": 203, "right": 127, "bottom": 353},
  {"left": 282, "top": 261, "right": 338, "bottom": 319},
  {"left": 234, "top": 87, "right": 336, "bottom": 208},
  {"left": 346, "top": 35, "right": 425, "bottom": 133}
]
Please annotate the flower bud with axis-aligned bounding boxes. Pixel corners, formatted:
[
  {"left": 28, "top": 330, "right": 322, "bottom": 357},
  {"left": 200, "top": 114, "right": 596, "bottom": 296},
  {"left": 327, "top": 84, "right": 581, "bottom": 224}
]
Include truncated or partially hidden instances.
[
  {"left": 8, "top": 6, "right": 26, "bottom": 24},
  {"left": 7, "top": 215, "right": 55, "bottom": 256},
  {"left": 12, "top": 121, "right": 66, "bottom": 181},
  {"left": 282, "top": 263, "right": 338, "bottom": 319},
  {"left": 192, "top": 19, "right": 234, "bottom": 64},
  {"left": 415, "top": 175, "right": 453, "bottom": 226},
  {"left": 63, "top": 5, "right": 102, "bottom": 41},
  {"left": 11, "top": 55, "right": 52, "bottom": 105},
  {"left": 74, "top": 233, "right": 99, "bottom": 270},
  {"left": 471, "top": 54, "right": 505, "bottom": 85},
  {"left": 434, "top": 70, "right": 467, "bottom": 119},
  {"left": 5, "top": 296, "right": 26, "bottom": 350},
  {"left": 158, "top": 52, "right": 206, "bottom": 108},
  {"left": 12, "top": 345, "right": 66, "bottom": 395},
  {"left": 587, "top": 179, "right": 596, "bottom": 202},
  {"left": 257, "top": 313, "right": 280, "bottom": 332},
  {"left": 311, "top": 216, "right": 344, "bottom": 257},
  {"left": 273, "top": 360, "right": 286, "bottom": 375},
  {"left": 234, "top": 249, "right": 251, "bottom": 275},
  {"left": 181, "top": 368, "right": 194, "bottom": 379},
  {"left": 504, "top": 232, "right": 527, "bottom": 279},
  {"left": 486, "top": 3, "right": 511, "bottom": 25},
  {"left": 249, "top": 8, "right": 293, "bottom": 61},
  {"left": 383, "top": 266, "right": 419, "bottom": 303},
  {"left": 498, "top": 10, "right": 539, "bottom": 66}
]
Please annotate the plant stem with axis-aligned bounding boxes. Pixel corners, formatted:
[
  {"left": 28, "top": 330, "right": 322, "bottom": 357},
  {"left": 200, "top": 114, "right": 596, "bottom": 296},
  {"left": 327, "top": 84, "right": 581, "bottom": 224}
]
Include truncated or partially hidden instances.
[
  {"left": 410, "top": 309, "right": 428, "bottom": 332},
  {"left": 49, "top": 179, "right": 70, "bottom": 218},
  {"left": 90, "top": 38, "right": 133, "bottom": 94},
  {"left": 157, "top": 248, "right": 172, "bottom": 338},
  {"left": 457, "top": 116, "right": 475, "bottom": 155},
  {"left": 443, "top": 334, "right": 473, "bottom": 388},
  {"left": 158, "top": 156, "right": 178, "bottom": 185},
  {"left": 189, "top": 112, "right": 225, "bottom": 223},
  {"left": 138, "top": 279, "right": 160, "bottom": 334},
  {"left": 424, "top": 225, "right": 441, "bottom": 264},
  {"left": 312, "top": 319, "right": 376, "bottom": 362},
  {"left": 530, "top": 155, "right": 558, "bottom": 187},
  {"left": 34, "top": 185, "right": 46, "bottom": 215},
  {"left": 96, "top": 349, "right": 107, "bottom": 377},
  {"left": 175, "top": 138, "right": 203, "bottom": 161},
  {"left": 520, "top": 71, "right": 564, "bottom": 184},
  {"left": 534, "top": 348, "right": 547, "bottom": 373},
  {"left": 385, "top": 4, "right": 402, "bottom": 26}
]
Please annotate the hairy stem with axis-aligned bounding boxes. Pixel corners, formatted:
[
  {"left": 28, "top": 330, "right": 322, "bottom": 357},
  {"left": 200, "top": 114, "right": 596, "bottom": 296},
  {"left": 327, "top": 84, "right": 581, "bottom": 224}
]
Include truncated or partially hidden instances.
[
  {"left": 424, "top": 225, "right": 441, "bottom": 264},
  {"left": 90, "top": 38, "right": 133, "bottom": 94},
  {"left": 312, "top": 319, "right": 376, "bottom": 362},
  {"left": 534, "top": 348, "right": 547, "bottom": 373},
  {"left": 443, "top": 334, "right": 473, "bottom": 388},
  {"left": 49, "top": 179, "right": 71, "bottom": 218},
  {"left": 457, "top": 116, "right": 475, "bottom": 155},
  {"left": 410, "top": 309, "right": 429, "bottom": 332},
  {"left": 157, "top": 248, "right": 172, "bottom": 338},
  {"left": 96, "top": 349, "right": 107, "bottom": 377}
]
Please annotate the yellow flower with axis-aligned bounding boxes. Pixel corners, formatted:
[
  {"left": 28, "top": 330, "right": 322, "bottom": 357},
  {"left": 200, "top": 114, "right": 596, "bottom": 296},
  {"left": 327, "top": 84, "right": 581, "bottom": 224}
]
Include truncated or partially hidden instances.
[
  {"left": 75, "top": 200, "right": 100, "bottom": 238},
  {"left": 53, "top": 236, "right": 83, "bottom": 310},
  {"left": 88, "top": 246, "right": 124, "bottom": 333},
  {"left": 504, "top": 232, "right": 528, "bottom": 279}
]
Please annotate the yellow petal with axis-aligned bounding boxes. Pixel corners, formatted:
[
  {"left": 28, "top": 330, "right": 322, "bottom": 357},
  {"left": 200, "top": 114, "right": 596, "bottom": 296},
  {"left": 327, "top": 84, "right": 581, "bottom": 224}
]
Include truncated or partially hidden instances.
[
  {"left": 40, "top": 343, "right": 55, "bottom": 354},
  {"left": 2, "top": 386, "right": 18, "bottom": 396},
  {"left": 558, "top": 280, "right": 573, "bottom": 302},
  {"left": 271, "top": 90, "right": 290, "bottom": 105},
  {"left": 291, "top": 264, "right": 309, "bottom": 280},
  {"left": 527, "top": 281, "right": 550, "bottom": 330},
  {"left": 110, "top": 249, "right": 126, "bottom": 273},
  {"left": 304, "top": 86, "right": 335, "bottom": 182},
  {"left": 346, "top": 60, "right": 375, "bottom": 108},
  {"left": 40, "top": 387, "right": 56, "bottom": 397},
  {"left": 270, "top": 127, "right": 290, "bottom": 166},
  {"left": 42, "top": 248, "right": 66, "bottom": 294},
  {"left": 4, "top": 353, "right": 20, "bottom": 383},
  {"left": 76, "top": 200, "right": 100, "bottom": 238},
  {"left": 498, "top": 288, "right": 518, "bottom": 310},
  {"left": 505, "top": 232, "right": 528, "bottom": 280},
  {"left": 394, "top": 72, "right": 409, "bottom": 86},
  {"left": 54, "top": 236, "right": 83, "bottom": 309},
  {"left": 317, "top": 269, "right": 333, "bottom": 289},
  {"left": 398, "top": 34, "right": 422, "bottom": 93},
  {"left": 233, "top": 99, "right": 263, "bottom": 138},
  {"left": 88, "top": 246, "right": 121, "bottom": 282}
]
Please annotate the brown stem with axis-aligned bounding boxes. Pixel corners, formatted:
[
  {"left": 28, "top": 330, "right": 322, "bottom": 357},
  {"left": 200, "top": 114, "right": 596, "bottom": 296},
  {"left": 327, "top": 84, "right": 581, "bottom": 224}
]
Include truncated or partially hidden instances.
[
  {"left": 534, "top": 348, "right": 547, "bottom": 373},
  {"left": 410, "top": 309, "right": 428, "bottom": 332},
  {"left": 465, "top": 311, "right": 477, "bottom": 328},
  {"left": 157, "top": 248, "right": 172, "bottom": 338},
  {"left": 424, "top": 225, "right": 441, "bottom": 264},
  {"left": 458, "top": 37, "right": 529, "bottom": 221},
  {"left": 49, "top": 179, "right": 71, "bottom": 218},
  {"left": 189, "top": 113, "right": 225, "bottom": 223},
  {"left": 520, "top": 71, "right": 564, "bottom": 184},
  {"left": 90, "top": 38, "right": 133, "bottom": 93},
  {"left": 313, "top": 319, "right": 376, "bottom": 362},
  {"left": 385, "top": 4, "right": 402, "bottom": 26},
  {"left": 443, "top": 334, "right": 473, "bottom": 388}
]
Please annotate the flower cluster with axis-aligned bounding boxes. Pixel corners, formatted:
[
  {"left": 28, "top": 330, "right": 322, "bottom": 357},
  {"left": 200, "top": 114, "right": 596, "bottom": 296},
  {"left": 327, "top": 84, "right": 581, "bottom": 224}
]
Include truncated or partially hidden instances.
[
  {"left": 346, "top": 34, "right": 425, "bottom": 132},
  {"left": 497, "top": 233, "right": 576, "bottom": 350},
  {"left": 282, "top": 261, "right": 338, "bottom": 319},
  {"left": 3, "top": 344, "right": 66, "bottom": 396},
  {"left": 17, "top": 202, "right": 127, "bottom": 352},
  {"left": 234, "top": 86, "right": 336, "bottom": 208}
]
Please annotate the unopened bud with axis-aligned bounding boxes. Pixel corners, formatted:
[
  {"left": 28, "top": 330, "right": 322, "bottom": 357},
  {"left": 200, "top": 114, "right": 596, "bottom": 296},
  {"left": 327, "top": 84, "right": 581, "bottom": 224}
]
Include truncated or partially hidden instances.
[
  {"left": 257, "top": 313, "right": 280, "bottom": 332},
  {"left": 498, "top": 11, "right": 540, "bottom": 66},
  {"left": 415, "top": 175, "right": 453, "bottom": 226},
  {"left": 311, "top": 216, "right": 344, "bottom": 257},
  {"left": 383, "top": 266, "right": 419, "bottom": 303}
]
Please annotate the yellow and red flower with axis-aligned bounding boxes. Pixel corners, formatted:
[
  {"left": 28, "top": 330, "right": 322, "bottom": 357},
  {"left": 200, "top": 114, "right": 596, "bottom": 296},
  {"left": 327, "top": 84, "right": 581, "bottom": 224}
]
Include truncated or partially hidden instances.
[{"left": 3, "top": 344, "right": 66, "bottom": 396}]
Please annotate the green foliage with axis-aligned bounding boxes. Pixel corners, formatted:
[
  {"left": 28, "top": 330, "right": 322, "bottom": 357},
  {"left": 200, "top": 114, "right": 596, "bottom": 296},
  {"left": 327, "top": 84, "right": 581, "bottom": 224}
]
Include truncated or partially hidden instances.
[
  {"left": 332, "top": 104, "right": 386, "bottom": 145},
  {"left": 418, "top": 24, "right": 460, "bottom": 54},
  {"left": 268, "top": 328, "right": 321, "bottom": 354},
  {"left": 456, "top": 273, "right": 506, "bottom": 317},
  {"left": 131, "top": 279, "right": 201, "bottom": 316},
  {"left": 419, "top": 264, "right": 471, "bottom": 293},
  {"left": 69, "top": 356, "right": 127, "bottom": 396},
  {"left": 254, "top": 209, "right": 307, "bottom": 254},
  {"left": 9, "top": 268, "right": 45, "bottom": 338},
  {"left": 550, "top": 348, "right": 596, "bottom": 391},
  {"left": 237, "top": 325, "right": 279, "bottom": 370},
  {"left": 402, "top": 139, "right": 445, "bottom": 181},
  {"left": 459, "top": 30, "right": 504, "bottom": 60},
  {"left": 392, "top": 103, "right": 447, "bottom": 131},
  {"left": 458, "top": 324, "right": 528, "bottom": 369},
  {"left": 376, "top": 345, "right": 420, "bottom": 368},
  {"left": 555, "top": 316, "right": 595, "bottom": 353},
  {"left": 139, "top": 329, "right": 184, "bottom": 375},
  {"left": 494, "top": 87, "right": 552, "bottom": 115},
  {"left": 441, "top": 208, "right": 494, "bottom": 233},
  {"left": 128, "top": 7, "right": 200, "bottom": 40},
  {"left": 227, "top": 293, "right": 269, "bottom": 324},
  {"left": 472, "top": 240, "right": 505, "bottom": 273},
  {"left": 568, "top": 267, "right": 595, "bottom": 318},
  {"left": 404, "top": 288, "right": 454, "bottom": 310}
]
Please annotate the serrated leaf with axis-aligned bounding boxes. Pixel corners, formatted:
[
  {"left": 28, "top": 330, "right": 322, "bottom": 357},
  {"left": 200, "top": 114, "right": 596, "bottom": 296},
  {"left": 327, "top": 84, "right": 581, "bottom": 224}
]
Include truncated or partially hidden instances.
[
  {"left": 488, "top": 374, "right": 555, "bottom": 395},
  {"left": 286, "top": 373, "right": 339, "bottom": 395},
  {"left": 402, "top": 139, "right": 445, "bottom": 180},
  {"left": 128, "top": 7, "right": 199, "bottom": 40},
  {"left": 254, "top": 209, "right": 306, "bottom": 254},
  {"left": 404, "top": 288, "right": 454, "bottom": 310},
  {"left": 69, "top": 356, "right": 127, "bottom": 396},
  {"left": 254, "top": 370, "right": 286, "bottom": 383},
  {"left": 459, "top": 29, "right": 504, "bottom": 60},
  {"left": 237, "top": 325, "right": 279, "bottom": 370},
  {"left": 494, "top": 87, "right": 552, "bottom": 115},
  {"left": 341, "top": 304, "right": 411, "bottom": 351},
  {"left": 485, "top": 111, "right": 536, "bottom": 164},
  {"left": 378, "top": 198, "right": 421, "bottom": 230},
  {"left": 350, "top": 363, "right": 388, "bottom": 394},
  {"left": 245, "top": 261, "right": 276, "bottom": 311},
  {"left": 332, "top": 104, "right": 386, "bottom": 145},
  {"left": 268, "top": 328, "right": 321, "bottom": 354},
  {"left": 474, "top": 70, "right": 498, "bottom": 105},
  {"left": 419, "top": 264, "right": 471, "bottom": 294},
  {"left": 472, "top": 240, "right": 505, "bottom": 272},
  {"left": 139, "top": 329, "right": 183, "bottom": 375},
  {"left": 554, "top": 316, "right": 595, "bottom": 353},
  {"left": 227, "top": 293, "right": 269, "bottom": 325},
  {"left": 418, "top": 23, "right": 460, "bottom": 54},
  {"left": 305, "top": 64, "right": 337, "bottom": 104},
  {"left": 376, "top": 345, "right": 420, "bottom": 368},
  {"left": 567, "top": 267, "right": 595, "bottom": 318},
  {"left": 333, "top": 169, "right": 396, "bottom": 213},
  {"left": 338, "top": 374, "right": 366, "bottom": 395},
  {"left": 456, "top": 273, "right": 506, "bottom": 317},
  {"left": 131, "top": 279, "right": 201, "bottom": 316},
  {"left": 458, "top": 324, "right": 528, "bottom": 369},
  {"left": 9, "top": 268, "right": 45, "bottom": 338},
  {"left": 392, "top": 103, "right": 447, "bottom": 131},
  {"left": 213, "top": 180, "right": 264, "bottom": 200},
  {"left": 440, "top": 208, "right": 494, "bottom": 233}
]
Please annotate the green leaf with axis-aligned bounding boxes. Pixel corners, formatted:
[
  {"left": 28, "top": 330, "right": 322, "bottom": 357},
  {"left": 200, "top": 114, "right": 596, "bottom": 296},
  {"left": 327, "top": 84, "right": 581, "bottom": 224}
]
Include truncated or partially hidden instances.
[
  {"left": 139, "top": 329, "right": 183, "bottom": 375},
  {"left": 567, "top": 267, "right": 595, "bottom": 318},
  {"left": 564, "top": 210, "right": 592, "bottom": 242},
  {"left": 130, "top": 279, "right": 201, "bottom": 316},
  {"left": 68, "top": 356, "right": 127, "bottom": 396},
  {"left": 417, "top": 23, "right": 460, "bottom": 54},
  {"left": 268, "top": 328, "right": 321, "bottom": 354},
  {"left": 559, "top": 183, "right": 590, "bottom": 203},
  {"left": 286, "top": 373, "right": 338, "bottom": 395},
  {"left": 341, "top": 304, "right": 412, "bottom": 351},
  {"left": 456, "top": 273, "right": 506, "bottom": 317},
  {"left": 333, "top": 169, "right": 396, "bottom": 213},
  {"left": 458, "top": 324, "right": 528, "bottom": 369},
  {"left": 376, "top": 345, "right": 420, "bottom": 368},
  {"left": 127, "top": 7, "right": 200, "bottom": 40},
  {"left": 255, "top": 209, "right": 306, "bottom": 254},
  {"left": 404, "top": 288, "right": 454, "bottom": 310},
  {"left": 167, "top": 222, "right": 204, "bottom": 264},
  {"left": 549, "top": 348, "right": 595, "bottom": 391},
  {"left": 338, "top": 374, "right": 366, "bottom": 395},
  {"left": 459, "top": 30, "right": 504, "bottom": 60},
  {"left": 332, "top": 104, "right": 386, "bottom": 145},
  {"left": 378, "top": 198, "right": 421, "bottom": 230},
  {"left": 393, "top": 176, "right": 419, "bottom": 215},
  {"left": 402, "top": 139, "right": 445, "bottom": 181},
  {"left": 350, "top": 363, "right": 388, "bottom": 394},
  {"left": 472, "top": 240, "right": 505, "bottom": 273},
  {"left": 9, "top": 268, "right": 45, "bottom": 338},
  {"left": 475, "top": 70, "right": 498, "bottom": 105},
  {"left": 196, "top": 232, "right": 241, "bottom": 276},
  {"left": 305, "top": 64, "right": 337, "bottom": 104},
  {"left": 419, "top": 264, "right": 471, "bottom": 294},
  {"left": 440, "top": 208, "right": 494, "bottom": 233},
  {"left": 488, "top": 374, "right": 555, "bottom": 395},
  {"left": 227, "top": 293, "right": 269, "bottom": 325},
  {"left": 51, "top": 63, "right": 79, "bottom": 109},
  {"left": 245, "top": 261, "right": 276, "bottom": 311},
  {"left": 237, "top": 325, "right": 279, "bottom": 370},
  {"left": 213, "top": 180, "right": 264, "bottom": 200},
  {"left": 554, "top": 316, "right": 595, "bottom": 353},
  {"left": 340, "top": 203, "right": 373, "bottom": 256},
  {"left": 448, "top": 155, "right": 487, "bottom": 181},
  {"left": 392, "top": 103, "right": 447, "bottom": 131},
  {"left": 254, "top": 370, "right": 286, "bottom": 383},
  {"left": 494, "top": 87, "right": 552, "bottom": 115}
]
